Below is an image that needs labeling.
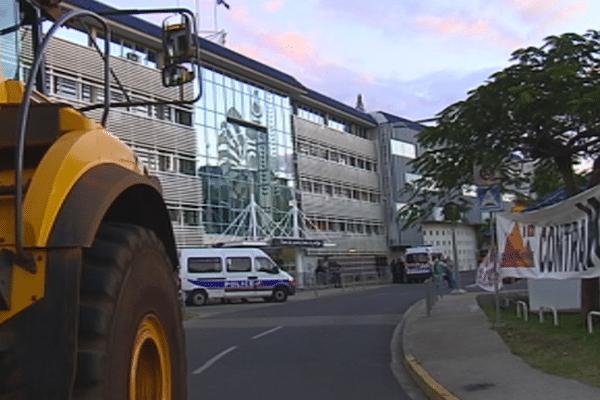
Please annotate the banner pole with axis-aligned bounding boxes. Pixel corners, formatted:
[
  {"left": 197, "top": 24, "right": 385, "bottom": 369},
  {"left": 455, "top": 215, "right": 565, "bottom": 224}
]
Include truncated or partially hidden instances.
[{"left": 492, "top": 211, "right": 501, "bottom": 324}]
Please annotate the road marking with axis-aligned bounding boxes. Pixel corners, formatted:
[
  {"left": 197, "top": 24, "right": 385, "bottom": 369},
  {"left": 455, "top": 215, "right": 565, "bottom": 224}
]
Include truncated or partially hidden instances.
[
  {"left": 192, "top": 346, "right": 238, "bottom": 375},
  {"left": 252, "top": 326, "right": 283, "bottom": 339}
]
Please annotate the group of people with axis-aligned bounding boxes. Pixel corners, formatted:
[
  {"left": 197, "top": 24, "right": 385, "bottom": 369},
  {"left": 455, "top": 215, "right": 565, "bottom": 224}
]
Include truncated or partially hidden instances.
[
  {"left": 315, "top": 257, "right": 343, "bottom": 288},
  {"left": 432, "top": 256, "right": 456, "bottom": 289}
]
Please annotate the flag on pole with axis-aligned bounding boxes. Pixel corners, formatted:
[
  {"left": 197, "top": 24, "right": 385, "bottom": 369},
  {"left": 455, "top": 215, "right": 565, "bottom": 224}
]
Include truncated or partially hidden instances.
[
  {"left": 217, "top": 0, "right": 230, "bottom": 9},
  {"left": 476, "top": 249, "right": 502, "bottom": 292}
]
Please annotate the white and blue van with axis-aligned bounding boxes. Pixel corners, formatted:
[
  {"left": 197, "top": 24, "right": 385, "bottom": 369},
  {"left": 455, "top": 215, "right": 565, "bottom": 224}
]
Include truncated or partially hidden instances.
[
  {"left": 179, "top": 248, "right": 296, "bottom": 306},
  {"left": 404, "top": 246, "right": 444, "bottom": 283}
]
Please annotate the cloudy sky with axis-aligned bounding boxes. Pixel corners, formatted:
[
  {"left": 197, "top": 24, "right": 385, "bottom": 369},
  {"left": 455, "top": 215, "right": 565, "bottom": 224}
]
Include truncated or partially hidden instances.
[{"left": 103, "top": 0, "right": 599, "bottom": 121}]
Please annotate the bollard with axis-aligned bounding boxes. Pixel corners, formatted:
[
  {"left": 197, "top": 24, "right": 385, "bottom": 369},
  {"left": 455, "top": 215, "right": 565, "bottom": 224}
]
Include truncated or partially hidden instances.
[
  {"left": 587, "top": 311, "right": 600, "bottom": 334},
  {"left": 516, "top": 301, "right": 528, "bottom": 321},
  {"left": 538, "top": 306, "right": 558, "bottom": 326},
  {"left": 425, "top": 278, "right": 432, "bottom": 316}
]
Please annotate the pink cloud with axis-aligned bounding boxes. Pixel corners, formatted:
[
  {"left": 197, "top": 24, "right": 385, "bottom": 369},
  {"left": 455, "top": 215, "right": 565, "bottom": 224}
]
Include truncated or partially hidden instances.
[
  {"left": 545, "top": 2, "right": 589, "bottom": 29},
  {"left": 415, "top": 15, "right": 521, "bottom": 49},
  {"left": 259, "top": 31, "right": 316, "bottom": 65},
  {"left": 263, "top": 1, "right": 285, "bottom": 13},
  {"left": 229, "top": 4, "right": 253, "bottom": 25},
  {"left": 228, "top": 43, "right": 263, "bottom": 61},
  {"left": 416, "top": 16, "right": 494, "bottom": 37},
  {"left": 507, "top": 0, "right": 589, "bottom": 26},
  {"left": 358, "top": 71, "right": 376, "bottom": 85},
  {"left": 225, "top": 11, "right": 319, "bottom": 66},
  {"left": 508, "top": 0, "right": 558, "bottom": 18}
]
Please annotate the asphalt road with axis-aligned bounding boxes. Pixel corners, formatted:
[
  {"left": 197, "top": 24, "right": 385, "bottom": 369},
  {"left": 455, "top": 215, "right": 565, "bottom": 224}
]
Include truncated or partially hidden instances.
[{"left": 183, "top": 284, "right": 426, "bottom": 400}]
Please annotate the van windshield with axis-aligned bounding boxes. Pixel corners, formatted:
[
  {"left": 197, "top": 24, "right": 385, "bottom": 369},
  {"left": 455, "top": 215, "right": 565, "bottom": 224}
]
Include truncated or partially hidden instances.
[
  {"left": 406, "top": 254, "right": 429, "bottom": 263},
  {"left": 256, "top": 257, "right": 278, "bottom": 273}
]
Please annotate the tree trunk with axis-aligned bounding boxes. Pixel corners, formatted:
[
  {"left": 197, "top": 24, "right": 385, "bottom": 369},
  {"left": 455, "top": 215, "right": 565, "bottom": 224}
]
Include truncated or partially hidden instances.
[
  {"left": 554, "top": 156, "right": 577, "bottom": 197},
  {"left": 555, "top": 156, "right": 600, "bottom": 321},
  {"left": 582, "top": 279, "right": 600, "bottom": 323},
  {"left": 583, "top": 157, "right": 600, "bottom": 322}
]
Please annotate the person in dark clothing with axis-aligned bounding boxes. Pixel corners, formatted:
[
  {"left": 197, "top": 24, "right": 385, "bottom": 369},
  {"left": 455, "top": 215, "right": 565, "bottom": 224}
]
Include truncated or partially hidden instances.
[
  {"left": 391, "top": 259, "right": 399, "bottom": 283},
  {"left": 315, "top": 259, "right": 326, "bottom": 285},
  {"left": 329, "top": 260, "right": 342, "bottom": 288},
  {"left": 391, "top": 258, "right": 405, "bottom": 283}
]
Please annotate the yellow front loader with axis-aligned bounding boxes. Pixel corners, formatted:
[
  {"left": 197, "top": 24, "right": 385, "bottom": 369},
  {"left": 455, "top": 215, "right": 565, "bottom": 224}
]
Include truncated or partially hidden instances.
[{"left": 0, "top": 1, "right": 199, "bottom": 398}]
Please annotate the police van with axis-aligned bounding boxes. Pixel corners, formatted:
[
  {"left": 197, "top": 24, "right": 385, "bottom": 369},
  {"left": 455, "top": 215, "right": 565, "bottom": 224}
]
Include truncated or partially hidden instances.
[
  {"left": 404, "top": 246, "right": 444, "bottom": 283},
  {"left": 179, "top": 248, "right": 296, "bottom": 305}
]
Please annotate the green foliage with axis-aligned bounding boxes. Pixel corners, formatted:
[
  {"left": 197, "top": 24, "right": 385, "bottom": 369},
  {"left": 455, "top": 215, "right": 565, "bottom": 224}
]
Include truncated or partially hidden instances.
[
  {"left": 531, "top": 160, "right": 564, "bottom": 199},
  {"left": 399, "top": 30, "right": 600, "bottom": 228}
]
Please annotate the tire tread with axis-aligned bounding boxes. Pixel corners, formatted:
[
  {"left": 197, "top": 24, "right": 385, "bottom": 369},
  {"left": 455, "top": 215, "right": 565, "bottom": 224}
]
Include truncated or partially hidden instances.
[{"left": 72, "top": 222, "right": 184, "bottom": 400}]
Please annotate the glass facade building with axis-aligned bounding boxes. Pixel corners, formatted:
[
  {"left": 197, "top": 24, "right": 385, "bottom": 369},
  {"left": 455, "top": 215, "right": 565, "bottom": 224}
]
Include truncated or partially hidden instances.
[
  {"left": 32, "top": 20, "right": 298, "bottom": 246},
  {"left": 195, "top": 67, "right": 295, "bottom": 235},
  {"left": 0, "top": 2, "right": 20, "bottom": 80},
  {"left": 32, "top": 0, "right": 443, "bottom": 268}
]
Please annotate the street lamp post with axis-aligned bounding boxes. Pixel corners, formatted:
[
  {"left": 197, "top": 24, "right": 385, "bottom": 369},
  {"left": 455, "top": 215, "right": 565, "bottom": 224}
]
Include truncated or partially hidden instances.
[
  {"left": 451, "top": 221, "right": 462, "bottom": 291},
  {"left": 444, "top": 202, "right": 466, "bottom": 293}
]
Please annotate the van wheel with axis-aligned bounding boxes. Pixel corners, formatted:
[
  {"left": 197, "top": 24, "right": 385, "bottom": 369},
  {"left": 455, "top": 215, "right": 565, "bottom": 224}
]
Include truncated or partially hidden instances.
[
  {"left": 272, "top": 287, "right": 288, "bottom": 303},
  {"left": 73, "top": 222, "right": 186, "bottom": 400},
  {"left": 190, "top": 290, "right": 208, "bottom": 306}
]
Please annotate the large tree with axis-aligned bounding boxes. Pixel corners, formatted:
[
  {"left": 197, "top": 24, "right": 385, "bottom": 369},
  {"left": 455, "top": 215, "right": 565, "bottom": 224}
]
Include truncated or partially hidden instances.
[{"left": 400, "top": 30, "right": 600, "bottom": 315}]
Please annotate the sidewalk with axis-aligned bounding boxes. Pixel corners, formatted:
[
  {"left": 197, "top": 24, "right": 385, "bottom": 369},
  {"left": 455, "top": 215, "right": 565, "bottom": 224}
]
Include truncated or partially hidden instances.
[{"left": 401, "top": 291, "right": 600, "bottom": 400}]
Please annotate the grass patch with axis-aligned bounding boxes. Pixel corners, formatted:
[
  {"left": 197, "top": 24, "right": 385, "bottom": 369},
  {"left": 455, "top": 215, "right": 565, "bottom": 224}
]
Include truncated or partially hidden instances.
[{"left": 477, "top": 294, "right": 600, "bottom": 388}]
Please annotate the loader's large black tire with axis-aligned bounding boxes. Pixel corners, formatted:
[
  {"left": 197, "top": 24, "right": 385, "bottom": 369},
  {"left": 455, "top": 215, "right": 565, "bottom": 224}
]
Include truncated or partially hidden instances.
[
  {"left": 0, "top": 331, "right": 25, "bottom": 399},
  {"left": 72, "top": 222, "right": 186, "bottom": 400}
]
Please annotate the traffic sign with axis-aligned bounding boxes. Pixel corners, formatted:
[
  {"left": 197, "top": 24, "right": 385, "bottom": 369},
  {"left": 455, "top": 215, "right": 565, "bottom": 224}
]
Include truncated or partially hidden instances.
[
  {"left": 477, "top": 187, "right": 503, "bottom": 211},
  {"left": 474, "top": 165, "right": 501, "bottom": 187}
]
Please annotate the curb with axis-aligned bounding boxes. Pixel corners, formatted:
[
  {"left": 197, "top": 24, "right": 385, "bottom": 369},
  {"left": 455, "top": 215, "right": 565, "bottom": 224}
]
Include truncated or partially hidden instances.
[
  {"left": 399, "top": 297, "right": 459, "bottom": 400},
  {"left": 403, "top": 355, "right": 459, "bottom": 400}
]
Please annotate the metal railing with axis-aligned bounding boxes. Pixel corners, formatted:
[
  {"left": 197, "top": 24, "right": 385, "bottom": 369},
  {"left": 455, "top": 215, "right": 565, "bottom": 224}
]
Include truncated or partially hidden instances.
[{"left": 296, "top": 270, "right": 391, "bottom": 293}]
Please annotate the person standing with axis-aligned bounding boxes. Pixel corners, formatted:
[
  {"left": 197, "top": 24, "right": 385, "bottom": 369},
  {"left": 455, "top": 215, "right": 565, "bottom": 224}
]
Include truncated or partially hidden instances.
[
  {"left": 391, "top": 258, "right": 406, "bottom": 283},
  {"left": 330, "top": 259, "right": 342, "bottom": 288},
  {"left": 444, "top": 258, "right": 456, "bottom": 288},
  {"left": 432, "top": 256, "right": 447, "bottom": 290},
  {"left": 315, "top": 260, "right": 326, "bottom": 285},
  {"left": 390, "top": 259, "right": 399, "bottom": 283}
]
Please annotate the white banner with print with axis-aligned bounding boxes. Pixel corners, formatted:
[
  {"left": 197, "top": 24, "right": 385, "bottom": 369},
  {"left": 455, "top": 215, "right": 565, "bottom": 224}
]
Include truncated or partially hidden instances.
[{"left": 497, "top": 184, "right": 600, "bottom": 279}]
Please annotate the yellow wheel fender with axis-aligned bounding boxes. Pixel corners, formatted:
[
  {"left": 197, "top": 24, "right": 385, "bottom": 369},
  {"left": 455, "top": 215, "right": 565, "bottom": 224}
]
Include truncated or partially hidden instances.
[
  {"left": 48, "top": 162, "right": 177, "bottom": 266},
  {"left": 20, "top": 125, "right": 177, "bottom": 265}
]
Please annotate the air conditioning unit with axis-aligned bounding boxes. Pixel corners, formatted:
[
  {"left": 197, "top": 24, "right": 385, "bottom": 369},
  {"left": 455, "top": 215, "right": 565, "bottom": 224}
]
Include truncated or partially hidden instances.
[{"left": 126, "top": 52, "right": 139, "bottom": 62}]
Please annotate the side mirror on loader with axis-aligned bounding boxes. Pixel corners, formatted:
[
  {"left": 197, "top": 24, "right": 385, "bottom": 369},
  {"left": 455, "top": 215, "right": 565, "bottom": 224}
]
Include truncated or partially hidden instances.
[{"left": 161, "top": 13, "right": 197, "bottom": 87}]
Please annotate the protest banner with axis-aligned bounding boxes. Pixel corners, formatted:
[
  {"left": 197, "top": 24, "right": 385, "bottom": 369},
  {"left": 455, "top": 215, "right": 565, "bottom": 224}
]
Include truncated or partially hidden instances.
[{"left": 497, "top": 184, "right": 600, "bottom": 279}]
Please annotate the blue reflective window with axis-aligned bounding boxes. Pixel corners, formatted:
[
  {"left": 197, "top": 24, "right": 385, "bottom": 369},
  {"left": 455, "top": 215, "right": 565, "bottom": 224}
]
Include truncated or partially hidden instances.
[
  {"left": 204, "top": 81, "right": 215, "bottom": 111},
  {"left": 203, "top": 68, "right": 214, "bottom": 82},
  {"left": 193, "top": 68, "right": 294, "bottom": 234},
  {"left": 215, "top": 84, "right": 225, "bottom": 114}
]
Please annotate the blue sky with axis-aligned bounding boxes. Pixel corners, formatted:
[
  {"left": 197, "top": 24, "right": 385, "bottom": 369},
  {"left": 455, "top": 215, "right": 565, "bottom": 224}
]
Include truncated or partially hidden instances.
[{"left": 100, "top": 0, "right": 599, "bottom": 120}]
